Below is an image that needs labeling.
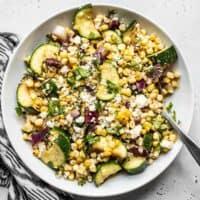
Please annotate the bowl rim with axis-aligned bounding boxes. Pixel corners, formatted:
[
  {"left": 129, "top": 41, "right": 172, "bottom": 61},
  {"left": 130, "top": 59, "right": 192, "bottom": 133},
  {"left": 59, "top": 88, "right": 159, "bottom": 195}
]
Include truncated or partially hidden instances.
[{"left": 1, "top": 3, "right": 195, "bottom": 198}]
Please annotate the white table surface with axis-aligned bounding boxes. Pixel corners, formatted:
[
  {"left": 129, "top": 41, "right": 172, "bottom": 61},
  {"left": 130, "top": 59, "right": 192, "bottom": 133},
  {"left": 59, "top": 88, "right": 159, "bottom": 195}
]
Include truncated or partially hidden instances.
[{"left": 0, "top": 0, "right": 200, "bottom": 199}]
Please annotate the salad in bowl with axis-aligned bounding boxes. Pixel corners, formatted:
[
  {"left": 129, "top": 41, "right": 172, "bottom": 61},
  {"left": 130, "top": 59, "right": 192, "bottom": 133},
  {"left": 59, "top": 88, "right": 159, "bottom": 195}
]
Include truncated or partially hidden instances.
[{"left": 15, "top": 4, "right": 179, "bottom": 186}]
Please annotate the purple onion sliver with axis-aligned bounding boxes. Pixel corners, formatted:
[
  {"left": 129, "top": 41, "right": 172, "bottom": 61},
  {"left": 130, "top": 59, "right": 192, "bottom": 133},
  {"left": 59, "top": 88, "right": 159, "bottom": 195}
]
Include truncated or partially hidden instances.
[
  {"left": 93, "top": 46, "right": 107, "bottom": 65},
  {"left": 84, "top": 108, "right": 99, "bottom": 124},
  {"left": 125, "top": 101, "right": 131, "bottom": 109},
  {"left": 31, "top": 128, "right": 49, "bottom": 145},
  {"left": 85, "top": 85, "right": 94, "bottom": 92},
  {"left": 109, "top": 19, "right": 120, "bottom": 30},
  {"left": 136, "top": 79, "right": 146, "bottom": 91}
]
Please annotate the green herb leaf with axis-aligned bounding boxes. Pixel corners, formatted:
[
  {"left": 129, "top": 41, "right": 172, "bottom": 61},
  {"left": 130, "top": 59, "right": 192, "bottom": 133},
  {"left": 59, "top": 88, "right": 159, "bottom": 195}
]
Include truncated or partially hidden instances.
[
  {"left": 85, "top": 134, "right": 99, "bottom": 145},
  {"left": 67, "top": 76, "right": 76, "bottom": 86},
  {"left": 106, "top": 126, "right": 122, "bottom": 136},
  {"left": 48, "top": 99, "right": 64, "bottom": 116},
  {"left": 166, "top": 102, "right": 173, "bottom": 113},
  {"left": 143, "top": 133, "right": 153, "bottom": 151},
  {"left": 106, "top": 80, "right": 119, "bottom": 94},
  {"left": 95, "top": 100, "right": 103, "bottom": 112},
  {"left": 172, "top": 110, "right": 177, "bottom": 122},
  {"left": 15, "top": 105, "right": 24, "bottom": 116},
  {"left": 42, "top": 80, "right": 58, "bottom": 97},
  {"left": 76, "top": 67, "right": 90, "bottom": 79}
]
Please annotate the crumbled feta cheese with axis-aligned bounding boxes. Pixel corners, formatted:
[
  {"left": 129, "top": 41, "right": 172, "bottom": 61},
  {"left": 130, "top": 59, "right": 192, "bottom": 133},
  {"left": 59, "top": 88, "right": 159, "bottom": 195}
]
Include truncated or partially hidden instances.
[
  {"left": 46, "top": 121, "right": 55, "bottom": 128},
  {"left": 38, "top": 142, "right": 46, "bottom": 156},
  {"left": 89, "top": 104, "right": 96, "bottom": 111},
  {"left": 60, "top": 65, "right": 69, "bottom": 74},
  {"left": 160, "top": 140, "right": 173, "bottom": 149},
  {"left": 132, "top": 108, "right": 142, "bottom": 117},
  {"left": 80, "top": 91, "right": 96, "bottom": 103},
  {"left": 74, "top": 126, "right": 82, "bottom": 133},
  {"left": 81, "top": 43, "right": 89, "bottom": 49},
  {"left": 81, "top": 64, "right": 90, "bottom": 70},
  {"left": 105, "top": 115, "right": 115, "bottom": 122},
  {"left": 66, "top": 114, "right": 73, "bottom": 124},
  {"left": 114, "top": 94, "right": 122, "bottom": 103},
  {"left": 135, "top": 94, "right": 148, "bottom": 108},
  {"left": 130, "top": 125, "right": 142, "bottom": 139},
  {"left": 39, "top": 112, "right": 48, "bottom": 119},
  {"left": 75, "top": 116, "right": 85, "bottom": 124},
  {"left": 73, "top": 35, "right": 81, "bottom": 45}
]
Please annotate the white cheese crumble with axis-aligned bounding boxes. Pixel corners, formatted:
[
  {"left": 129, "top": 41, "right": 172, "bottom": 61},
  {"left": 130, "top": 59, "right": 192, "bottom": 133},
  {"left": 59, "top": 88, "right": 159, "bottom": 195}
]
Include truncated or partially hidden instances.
[
  {"left": 72, "top": 35, "right": 81, "bottom": 45},
  {"left": 38, "top": 142, "right": 46, "bottom": 156},
  {"left": 135, "top": 94, "right": 148, "bottom": 108},
  {"left": 60, "top": 65, "right": 69, "bottom": 74},
  {"left": 114, "top": 94, "right": 122, "bottom": 103},
  {"left": 132, "top": 108, "right": 142, "bottom": 117},
  {"left": 75, "top": 116, "right": 85, "bottom": 124},
  {"left": 89, "top": 104, "right": 96, "bottom": 111},
  {"left": 39, "top": 112, "right": 48, "bottom": 119},
  {"left": 130, "top": 125, "right": 142, "bottom": 139},
  {"left": 160, "top": 140, "right": 173, "bottom": 149},
  {"left": 73, "top": 126, "right": 82, "bottom": 133},
  {"left": 46, "top": 121, "right": 55, "bottom": 128},
  {"left": 66, "top": 114, "right": 73, "bottom": 124}
]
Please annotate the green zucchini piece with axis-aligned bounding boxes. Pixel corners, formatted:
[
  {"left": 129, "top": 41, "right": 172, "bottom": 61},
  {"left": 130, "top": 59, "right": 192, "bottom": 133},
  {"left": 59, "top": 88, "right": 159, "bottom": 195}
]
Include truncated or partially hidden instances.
[
  {"left": 96, "top": 62, "right": 120, "bottom": 101},
  {"left": 103, "top": 30, "right": 122, "bottom": 44},
  {"left": 143, "top": 133, "right": 153, "bottom": 151},
  {"left": 122, "top": 156, "right": 147, "bottom": 174},
  {"left": 74, "top": 4, "right": 101, "bottom": 39},
  {"left": 100, "top": 62, "right": 120, "bottom": 85},
  {"left": 122, "top": 20, "right": 137, "bottom": 43},
  {"left": 41, "top": 143, "right": 65, "bottom": 169},
  {"left": 95, "top": 161, "right": 121, "bottom": 186},
  {"left": 30, "top": 44, "right": 59, "bottom": 75},
  {"left": 17, "top": 83, "right": 33, "bottom": 108},
  {"left": 148, "top": 46, "right": 177, "bottom": 65},
  {"left": 96, "top": 85, "right": 115, "bottom": 101}
]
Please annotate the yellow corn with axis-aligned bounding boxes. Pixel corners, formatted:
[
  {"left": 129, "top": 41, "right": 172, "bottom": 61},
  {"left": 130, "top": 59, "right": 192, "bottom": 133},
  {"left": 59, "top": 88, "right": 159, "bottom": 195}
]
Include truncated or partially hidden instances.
[{"left": 120, "top": 88, "right": 132, "bottom": 97}]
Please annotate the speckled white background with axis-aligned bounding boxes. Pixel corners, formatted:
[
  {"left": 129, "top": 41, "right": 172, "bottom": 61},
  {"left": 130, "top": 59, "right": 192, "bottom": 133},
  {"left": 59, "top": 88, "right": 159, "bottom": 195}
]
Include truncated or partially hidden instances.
[{"left": 0, "top": 0, "right": 200, "bottom": 199}]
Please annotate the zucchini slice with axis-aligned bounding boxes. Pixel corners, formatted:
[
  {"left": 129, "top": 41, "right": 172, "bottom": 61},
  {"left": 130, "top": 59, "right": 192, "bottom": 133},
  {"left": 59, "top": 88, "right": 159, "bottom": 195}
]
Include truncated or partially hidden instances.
[
  {"left": 112, "top": 141, "right": 127, "bottom": 160},
  {"left": 17, "top": 83, "right": 33, "bottom": 108},
  {"left": 122, "top": 156, "right": 147, "bottom": 174},
  {"left": 148, "top": 46, "right": 177, "bottom": 65},
  {"left": 103, "top": 30, "right": 122, "bottom": 44},
  {"left": 30, "top": 44, "right": 59, "bottom": 75},
  {"left": 96, "top": 62, "right": 120, "bottom": 101},
  {"left": 92, "top": 136, "right": 127, "bottom": 160},
  {"left": 122, "top": 20, "right": 137, "bottom": 44},
  {"left": 95, "top": 161, "right": 121, "bottom": 186},
  {"left": 100, "top": 62, "right": 120, "bottom": 85},
  {"left": 40, "top": 143, "right": 65, "bottom": 169},
  {"left": 41, "top": 129, "right": 70, "bottom": 168},
  {"left": 74, "top": 4, "right": 101, "bottom": 39},
  {"left": 96, "top": 85, "right": 115, "bottom": 101}
]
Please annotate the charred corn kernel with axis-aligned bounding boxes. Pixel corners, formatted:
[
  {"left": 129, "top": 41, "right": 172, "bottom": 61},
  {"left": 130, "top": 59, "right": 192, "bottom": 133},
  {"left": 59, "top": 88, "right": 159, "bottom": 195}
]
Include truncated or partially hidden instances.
[
  {"left": 153, "top": 132, "right": 160, "bottom": 140},
  {"left": 33, "top": 149, "right": 39, "bottom": 156},
  {"left": 157, "top": 94, "right": 163, "bottom": 101},
  {"left": 163, "top": 77, "right": 170, "bottom": 84},
  {"left": 60, "top": 51, "right": 68, "bottom": 58},
  {"left": 68, "top": 173, "right": 75, "bottom": 180},
  {"left": 169, "top": 134, "right": 177, "bottom": 142},
  {"left": 147, "top": 84, "right": 155, "bottom": 92},
  {"left": 95, "top": 127, "right": 107, "bottom": 136},
  {"left": 116, "top": 108, "right": 131, "bottom": 125},
  {"left": 143, "top": 122, "right": 152, "bottom": 131},
  {"left": 123, "top": 36, "right": 131, "bottom": 44},
  {"left": 147, "top": 158, "right": 154, "bottom": 165},
  {"left": 34, "top": 118, "right": 43, "bottom": 127},
  {"left": 40, "top": 106, "right": 48, "bottom": 112},
  {"left": 174, "top": 71, "right": 180, "bottom": 78},
  {"left": 123, "top": 68, "right": 131, "bottom": 76},
  {"left": 25, "top": 79, "right": 34, "bottom": 87},
  {"left": 153, "top": 141, "right": 159, "bottom": 147},
  {"left": 120, "top": 88, "right": 132, "bottom": 97},
  {"left": 166, "top": 72, "right": 174, "bottom": 79},
  {"left": 22, "top": 122, "right": 33, "bottom": 133},
  {"left": 69, "top": 57, "right": 78, "bottom": 65},
  {"left": 61, "top": 58, "right": 68, "bottom": 65},
  {"left": 22, "top": 133, "right": 31, "bottom": 141},
  {"left": 30, "top": 91, "right": 37, "bottom": 99},
  {"left": 172, "top": 80, "right": 178, "bottom": 88},
  {"left": 135, "top": 71, "right": 143, "bottom": 81},
  {"left": 119, "top": 77, "right": 128, "bottom": 86}
]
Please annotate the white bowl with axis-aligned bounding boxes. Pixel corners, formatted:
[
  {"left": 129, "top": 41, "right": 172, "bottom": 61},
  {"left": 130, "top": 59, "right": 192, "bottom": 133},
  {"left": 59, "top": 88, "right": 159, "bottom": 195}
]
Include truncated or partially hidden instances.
[{"left": 1, "top": 4, "right": 194, "bottom": 198}]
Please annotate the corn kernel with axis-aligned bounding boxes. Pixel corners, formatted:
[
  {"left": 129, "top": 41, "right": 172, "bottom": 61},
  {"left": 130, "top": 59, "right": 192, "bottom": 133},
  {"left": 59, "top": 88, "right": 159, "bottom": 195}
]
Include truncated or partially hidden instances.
[
  {"left": 95, "top": 127, "right": 107, "bottom": 136},
  {"left": 153, "top": 141, "right": 159, "bottom": 147},
  {"left": 174, "top": 71, "right": 180, "bottom": 78},
  {"left": 172, "top": 80, "right": 178, "bottom": 88},
  {"left": 68, "top": 173, "right": 75, "bottom": 180},
  {"left": 166, "top": 72, "right": 174, "bottom": 79},
  {"left": 22, "top": 122, "right": 33, "bottom": 133},
  {"left": 99, "top": 24, "right": 109, "bottom": 31},
  {"left": 143, "top": 122, "right": 152, "bottom": 131},
  {"left": 123, "top": 36, "right": 131, "bottom": 44},
  {"left": 119, "top": 77, "right": 128, "bottom": 86},
  {"left": 147, "top": 84, "right": 155, "bottom": 92},
  {"left": 25, "top": 79, "right": 34, "bottom": 87},
  {"left": 23, "top": 133, "right": 31, "bottom": 141},
  {"left": 60, "top": 51, "right": 68, "bottom": 59},
  {"left": 116, "top": 108, "right": 131, "bottom": 125},
  {"left": 122, "top": 68, "right": 131, "bottom": 76},
  {"left": 120, "top": 88, "right": 132, "bottom": 97},
  {"left": 163, "top": 77, "right": 170, "bottom": 84},
  {"left": 104, "top": 150, "right": 112, "bottom": 157},
  {"left": 34, "top": 118, "right": 43, "bottom": 127},
  {"left": 169, "top": 133, "right": 177, "bottom": 142},
  {"left": 157, "top": 94, "right": 163, "bottom": 101},
  {"left": 135, "top": 71, "right": 143, "bottom": 81}
]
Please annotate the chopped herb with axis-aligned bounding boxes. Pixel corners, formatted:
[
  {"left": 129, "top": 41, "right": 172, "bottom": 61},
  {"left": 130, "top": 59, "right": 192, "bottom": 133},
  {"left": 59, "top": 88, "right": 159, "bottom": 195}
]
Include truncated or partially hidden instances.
[
  {"left": 15, "top": 105, "right": 24, "bottom": 116},
  {"left": 42, "top": 80, "right": 58, "bottom": 97},
  {"left": 75, "top": 67, "right": 90, "bottom": 79},
  {"left": 166, "top": 102, "right": 173, "bottom": 113},
  {"left": 67, "top": 76, "right": 76, "bottom": 86},
  {"left": 85, "top": 134, "right": 99, "bottom": 145},
  {"left": 95, "top": 100, "right": 103, "bottom": 112},
  {"left": 153, "top": 116, "right": 164, "bottom": 130},
  {"left": 106, "top": 80, "right": 119, "bottom": 94},
  {"left": 172, "top": 110, "right": 177, "bottom": 122},
  {"left": 143, "top": 133, "right": 153, "bottom": 151},
  {"left": 48, "top": 99, "right": 64, "bottom": 116},
  {"left": 106, "top": 127, "right": 121, "bottom": 136},
  {"left": 47, "top": 161, "right": 54, "bottom": 169}
]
